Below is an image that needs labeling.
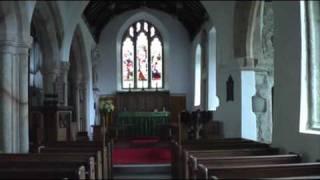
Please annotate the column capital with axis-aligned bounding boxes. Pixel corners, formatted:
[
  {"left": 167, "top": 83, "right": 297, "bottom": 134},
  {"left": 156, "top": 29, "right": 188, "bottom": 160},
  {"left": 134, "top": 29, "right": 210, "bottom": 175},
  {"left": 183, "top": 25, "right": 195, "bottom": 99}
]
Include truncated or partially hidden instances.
[
  {"left": 0, "top": 33, "right": 33, "bottom": 55},
  {"left": 60, "top": 61, "right": 70, "bottom": 73},
  {"left": 41, "top": 67, "right": 60, "bottom": 78},
  {"left": 237, "top": 56, "right": 258, "bottom": 71}
]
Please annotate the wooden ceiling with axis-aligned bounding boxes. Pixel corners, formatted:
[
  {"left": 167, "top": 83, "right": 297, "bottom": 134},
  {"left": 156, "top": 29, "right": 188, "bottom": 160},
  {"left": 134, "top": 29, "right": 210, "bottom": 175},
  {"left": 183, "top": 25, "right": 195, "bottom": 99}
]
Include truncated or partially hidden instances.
[{"left": 83, "top": 1, "right": 209, "bottom": 42}]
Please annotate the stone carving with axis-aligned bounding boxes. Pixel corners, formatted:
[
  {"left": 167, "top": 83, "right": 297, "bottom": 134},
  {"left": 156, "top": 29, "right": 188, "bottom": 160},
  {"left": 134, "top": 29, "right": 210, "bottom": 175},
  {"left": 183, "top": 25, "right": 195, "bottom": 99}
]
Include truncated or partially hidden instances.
[
  {"left": 249, "top": 2, "right": 274, "bottom": 144},
  {"left": 261, "top": 2, "right": 274, "bottom": 71},
  {"left": 253, "top": 71, "right": 273, "bottom": 143},
  {"left": 91, "top": 46, "right": 100, "bottom": 88}
]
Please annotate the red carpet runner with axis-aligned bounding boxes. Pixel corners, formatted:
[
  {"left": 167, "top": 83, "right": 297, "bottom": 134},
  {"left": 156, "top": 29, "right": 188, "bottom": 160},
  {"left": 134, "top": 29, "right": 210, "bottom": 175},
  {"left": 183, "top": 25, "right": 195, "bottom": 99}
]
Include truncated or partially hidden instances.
[{"left": 112, "top": 137, "right": 172, "bottom": 164}]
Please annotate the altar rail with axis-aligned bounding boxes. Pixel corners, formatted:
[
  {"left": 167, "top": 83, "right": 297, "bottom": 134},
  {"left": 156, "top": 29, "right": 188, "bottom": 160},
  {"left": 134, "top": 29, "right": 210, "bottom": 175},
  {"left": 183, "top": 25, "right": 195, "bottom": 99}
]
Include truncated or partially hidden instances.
[{"left": 117, "top": 112, "right": 170, "bottom": 137}]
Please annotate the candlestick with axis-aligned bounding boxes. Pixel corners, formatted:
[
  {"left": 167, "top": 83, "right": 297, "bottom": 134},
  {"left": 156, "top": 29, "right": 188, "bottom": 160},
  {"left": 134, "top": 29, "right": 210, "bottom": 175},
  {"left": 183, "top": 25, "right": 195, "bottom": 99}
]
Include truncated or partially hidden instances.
[{"left": 156, "top": 82, "right": 158, "bottom": 91}]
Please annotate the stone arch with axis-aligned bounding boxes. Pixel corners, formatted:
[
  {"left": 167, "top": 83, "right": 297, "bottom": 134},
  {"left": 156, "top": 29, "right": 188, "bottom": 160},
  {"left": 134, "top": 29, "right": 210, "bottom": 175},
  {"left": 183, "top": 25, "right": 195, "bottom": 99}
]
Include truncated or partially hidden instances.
[
  {"left": 116, "top": 9, "right": 170, "bottom": 91},
  {"left": 0, "top": 1, "right": 33, "bottom": 42},
  {"left": 234, "top": 1, "right": 255, "bottom": 59},
  {"left": 69, "top": 25, "right": 90, "bottom": 135},
  {"left": 234, "top": 1, "right": 274, "bottom": 143},
  {"left": 31, "top": 1, "right": 63, "bottom": 94}
]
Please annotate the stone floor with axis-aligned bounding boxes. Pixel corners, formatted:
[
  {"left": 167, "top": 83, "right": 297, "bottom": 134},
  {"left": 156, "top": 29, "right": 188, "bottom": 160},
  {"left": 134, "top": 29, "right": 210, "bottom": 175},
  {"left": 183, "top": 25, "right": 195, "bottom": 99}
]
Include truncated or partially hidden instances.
[{"left": 112, "top": 163, "right": 172, "bottom": 179}]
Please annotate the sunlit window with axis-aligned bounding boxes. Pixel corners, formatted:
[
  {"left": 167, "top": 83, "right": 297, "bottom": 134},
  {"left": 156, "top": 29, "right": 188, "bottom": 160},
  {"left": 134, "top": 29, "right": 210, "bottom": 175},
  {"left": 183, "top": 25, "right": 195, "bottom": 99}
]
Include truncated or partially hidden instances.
[{"left": 121, "top": 20, "right": 164, "bottom": 89}]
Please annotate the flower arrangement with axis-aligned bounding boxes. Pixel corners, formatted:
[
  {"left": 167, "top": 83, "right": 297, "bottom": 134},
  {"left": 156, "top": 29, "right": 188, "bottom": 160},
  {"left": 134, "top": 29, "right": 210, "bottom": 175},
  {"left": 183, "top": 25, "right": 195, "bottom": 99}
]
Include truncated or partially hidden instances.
[{"left": 99, "top": 99, "right": 115, "bottom": 113}]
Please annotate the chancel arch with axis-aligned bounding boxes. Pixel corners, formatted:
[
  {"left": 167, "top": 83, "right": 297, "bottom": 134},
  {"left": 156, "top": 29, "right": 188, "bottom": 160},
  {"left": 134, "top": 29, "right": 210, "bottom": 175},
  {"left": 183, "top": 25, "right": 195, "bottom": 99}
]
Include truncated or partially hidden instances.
[{"left": 234, "top": 1, "right": 274, "bottom": 143}]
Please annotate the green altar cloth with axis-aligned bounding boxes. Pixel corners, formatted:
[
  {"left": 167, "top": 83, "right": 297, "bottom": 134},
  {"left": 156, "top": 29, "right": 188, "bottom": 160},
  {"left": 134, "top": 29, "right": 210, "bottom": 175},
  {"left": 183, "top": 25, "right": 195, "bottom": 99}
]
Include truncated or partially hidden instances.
[{"left": 117, "top": 111, "right": 170, "bottom": 137}]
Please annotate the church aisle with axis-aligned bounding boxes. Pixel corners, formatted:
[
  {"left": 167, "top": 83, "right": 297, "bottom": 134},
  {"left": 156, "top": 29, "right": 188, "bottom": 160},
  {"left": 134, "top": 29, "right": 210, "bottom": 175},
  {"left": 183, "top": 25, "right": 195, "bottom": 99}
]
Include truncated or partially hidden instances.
[
  {"left": 112, "top": 137, "right": 172, "bottom": 179},
  {"left": 113, "top": 164, "right": 171, "bottom": 180}
]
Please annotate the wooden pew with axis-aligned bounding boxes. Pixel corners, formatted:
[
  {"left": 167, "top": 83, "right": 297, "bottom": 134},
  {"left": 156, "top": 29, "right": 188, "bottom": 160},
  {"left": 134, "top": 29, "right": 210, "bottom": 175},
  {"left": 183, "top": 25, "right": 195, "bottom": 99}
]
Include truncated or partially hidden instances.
[
  {"left": 171, "top": 138, "right": 267, "bottom": 177},
  {"left": 190, "top": 154, "right": 301, "bottom": 179},
  {"left": 42, "top": 141, "right": 112, "bottom": 179},
  {"left": 198, "top": 162, "right": 320, "bottom": 179},
  {"left": 39, "top": 146, "right": 103, "bottom": 179},
  {"left": 0, "top": 153, "right": 96, "bottom": 179},
  {"left": 182, "top": 147, "right": 279, "bottom": 178},
  {"left": 172, "top": 139, "right": 274, "bottom": 178},
  {"left": 0, "top": 166, "right": 86, "bottom": 179}
]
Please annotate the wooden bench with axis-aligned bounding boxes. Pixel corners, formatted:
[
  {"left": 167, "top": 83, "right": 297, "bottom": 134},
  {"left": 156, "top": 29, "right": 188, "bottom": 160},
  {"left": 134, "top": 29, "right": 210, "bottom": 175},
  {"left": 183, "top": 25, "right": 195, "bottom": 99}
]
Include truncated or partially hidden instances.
[
  {"left": 47, "top": 140, "right": 113, "bottom": 178},
  {"left": 190, "top": 154, "right": 301, "bottom": 179},
  {"left": 43, "top": 140, "right": 112, "bottom": 179},
  {"left": 39, "top": 146, "right": 103, "bottom": 179},
  {"left": 198, "top": 162, "right": 320, "bottom": 179},
  {"left": 172, "top": 139, "right": 274, "bottom": 178},
  {"left": 181, "top": 147, "right": 279, "bottom": 178},
  {"left": 0, "top": 153, "right": 96, "bottom": 179},
  {"left": 0, "top": 166, "right": 86, "bottom": 179}
]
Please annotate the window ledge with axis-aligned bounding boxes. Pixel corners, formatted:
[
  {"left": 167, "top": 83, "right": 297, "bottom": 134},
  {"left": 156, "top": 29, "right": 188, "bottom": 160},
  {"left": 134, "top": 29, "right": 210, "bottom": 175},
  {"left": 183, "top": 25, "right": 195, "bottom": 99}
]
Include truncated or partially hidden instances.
[{"left": 300, "top": 128, "right": 320, "bottom": 135}]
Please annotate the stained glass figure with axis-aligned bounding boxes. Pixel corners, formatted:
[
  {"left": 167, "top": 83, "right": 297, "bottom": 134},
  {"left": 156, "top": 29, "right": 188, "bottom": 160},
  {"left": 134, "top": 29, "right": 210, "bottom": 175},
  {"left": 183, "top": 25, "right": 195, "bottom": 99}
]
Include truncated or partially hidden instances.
[
  {"left": 122, "top": 37, "right": 134, "bottom": 88},
  {"left": 136, "top": 32, "right": 149, "bottom": 88},
  {"left": 151, "top": 37, "right": 163, "bottom": 88}
]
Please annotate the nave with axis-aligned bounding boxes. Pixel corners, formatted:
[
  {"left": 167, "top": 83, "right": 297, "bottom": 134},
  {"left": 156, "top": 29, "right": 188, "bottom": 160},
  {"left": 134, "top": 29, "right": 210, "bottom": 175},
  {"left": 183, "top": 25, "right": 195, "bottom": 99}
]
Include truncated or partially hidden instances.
[
  {"left": 1, "top": 1, "right": 320, "bottom": 179},
  {"left": 1, "top": 112, "right": 320, "bottom": 179}
]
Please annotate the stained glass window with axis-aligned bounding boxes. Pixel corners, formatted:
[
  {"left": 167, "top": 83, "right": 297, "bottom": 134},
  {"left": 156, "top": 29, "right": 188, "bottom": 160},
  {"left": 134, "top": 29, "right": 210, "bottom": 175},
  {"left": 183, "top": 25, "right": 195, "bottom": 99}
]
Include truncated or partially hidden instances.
[
  {"left": 121, "top": 20, "right": 164, "bottom": 89},
  {"left": 151, "top": 37, "right": 163, "bottom": 88},
  {"left": 122, "top": 37, "right": 134, "bottom": 88}
]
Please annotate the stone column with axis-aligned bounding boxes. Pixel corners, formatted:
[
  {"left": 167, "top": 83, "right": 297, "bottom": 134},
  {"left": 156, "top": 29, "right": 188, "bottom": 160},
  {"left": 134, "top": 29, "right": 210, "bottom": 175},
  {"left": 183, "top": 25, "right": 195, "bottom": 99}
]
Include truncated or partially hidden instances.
[
  {"left": 0, "top": 36, "right": 32, "bottom": 153},
  {"left": 73, "top": 81, "right": 81, "bottom": 132},
  {"left": 238, "top": 57, "right": 258, "bottom": 141},
  {"left": 42, "top": 67, "right": 59, "bottom": 95},
  {"left": 57, "top": 61, "right": 70, "bottom": 106},
  {"left": 80, "top": 81, "right": 88, "bottom": 132},
  {"left": 252, "top": 70, "right": 273, "bottom": 143}
]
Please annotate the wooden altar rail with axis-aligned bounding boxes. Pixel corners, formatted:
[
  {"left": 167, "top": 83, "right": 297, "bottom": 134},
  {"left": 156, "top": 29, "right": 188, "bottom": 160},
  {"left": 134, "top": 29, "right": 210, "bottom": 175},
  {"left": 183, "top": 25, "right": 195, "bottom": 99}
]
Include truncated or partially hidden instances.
[{"left": 117, "top": 111, "right": 170, "bottom": 138}]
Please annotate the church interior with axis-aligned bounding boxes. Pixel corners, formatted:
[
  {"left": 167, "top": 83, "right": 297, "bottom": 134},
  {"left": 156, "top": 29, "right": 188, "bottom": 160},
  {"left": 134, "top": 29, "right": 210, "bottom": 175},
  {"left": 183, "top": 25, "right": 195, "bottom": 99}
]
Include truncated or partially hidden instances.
[{"left": 1, "top": 1, "right": 320, "bottom": 179}]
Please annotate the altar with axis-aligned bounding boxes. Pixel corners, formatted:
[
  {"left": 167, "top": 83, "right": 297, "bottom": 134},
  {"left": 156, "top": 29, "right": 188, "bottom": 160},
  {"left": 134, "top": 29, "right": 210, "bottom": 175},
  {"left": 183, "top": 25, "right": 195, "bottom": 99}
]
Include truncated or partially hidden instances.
[{"left": 116, "top": 111, "right": 170, "bottom": 137}]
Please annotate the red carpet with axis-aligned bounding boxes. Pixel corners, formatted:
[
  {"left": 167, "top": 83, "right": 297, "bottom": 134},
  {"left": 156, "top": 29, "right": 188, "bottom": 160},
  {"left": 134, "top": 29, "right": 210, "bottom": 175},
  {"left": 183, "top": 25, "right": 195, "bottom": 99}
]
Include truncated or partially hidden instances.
[{"left": 112, "top": 137, "right": 171, "bottom": 164}]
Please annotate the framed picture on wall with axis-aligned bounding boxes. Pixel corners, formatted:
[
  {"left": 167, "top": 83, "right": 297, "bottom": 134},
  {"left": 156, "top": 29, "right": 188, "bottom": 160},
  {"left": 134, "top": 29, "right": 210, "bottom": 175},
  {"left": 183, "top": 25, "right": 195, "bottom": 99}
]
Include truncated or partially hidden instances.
[{"left": 57, "top": 111, "right": 72, "bottom": 128}]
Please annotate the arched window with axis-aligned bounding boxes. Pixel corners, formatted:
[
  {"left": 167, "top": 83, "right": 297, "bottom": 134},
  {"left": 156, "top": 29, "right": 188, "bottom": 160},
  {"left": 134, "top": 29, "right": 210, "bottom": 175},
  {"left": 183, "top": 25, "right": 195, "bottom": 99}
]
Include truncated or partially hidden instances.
[
  {"left": 121, "top": 20, "right": 164, "bottom": 89},
  {"left": 300, "top": 1, "right": 320, "bottom": 133},
  {"left": 194, "top": 44, "right": 202, "bottom": 106}
]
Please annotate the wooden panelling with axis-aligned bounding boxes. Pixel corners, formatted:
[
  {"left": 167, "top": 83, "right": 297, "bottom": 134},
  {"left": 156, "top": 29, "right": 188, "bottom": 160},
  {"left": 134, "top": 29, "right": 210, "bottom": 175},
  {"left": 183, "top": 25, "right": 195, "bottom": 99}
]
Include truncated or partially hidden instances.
[
  {"left": 169, "top": 95, "right": 186, "bottom": 123},
  {"left": 99, "top": 92, "right": 186, "bottom": 123}
]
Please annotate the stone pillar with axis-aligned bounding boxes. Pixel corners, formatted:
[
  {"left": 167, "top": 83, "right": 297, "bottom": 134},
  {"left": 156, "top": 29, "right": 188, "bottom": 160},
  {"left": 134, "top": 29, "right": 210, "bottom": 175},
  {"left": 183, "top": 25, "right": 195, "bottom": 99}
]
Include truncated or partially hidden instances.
[
  {"left": 42, "top": 67, "right": 59, "bottom": 95},
  {"left": 73, "top": 81, "right": 81, "bottom": 132},
  {"left": 57, "top": 61, "right": 70, "bottom": 106},
  {"left": 238, "top": 57, "right": 258, "bottom": 141},
  {"left": 0, "top": 36, "right": 32, "bottom": 153},
  {"left": 91, "top": 46, "right": 100, "bottom": 126},
  {"left": 252, "top": 70, "right": 273, "bottom": 143},
  {"left": 80, "top": 81, "right": 88, "bottom": 132}
]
